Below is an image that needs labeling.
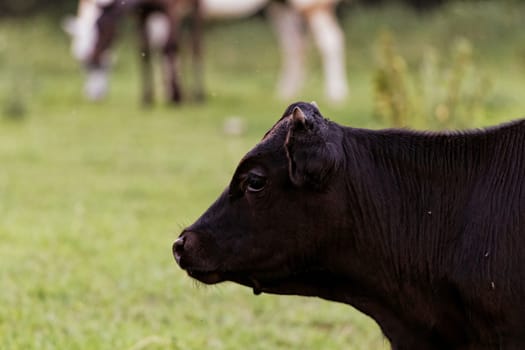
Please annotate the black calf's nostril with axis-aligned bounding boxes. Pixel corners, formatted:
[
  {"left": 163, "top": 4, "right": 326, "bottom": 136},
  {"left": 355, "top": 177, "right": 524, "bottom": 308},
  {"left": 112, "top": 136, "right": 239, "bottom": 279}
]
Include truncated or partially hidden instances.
[
  {"left": 173, "top": 236, "right": 185, "bottom": 254},
  {"left": 173, "top": 237, "right": 186, "bottom": 266}
]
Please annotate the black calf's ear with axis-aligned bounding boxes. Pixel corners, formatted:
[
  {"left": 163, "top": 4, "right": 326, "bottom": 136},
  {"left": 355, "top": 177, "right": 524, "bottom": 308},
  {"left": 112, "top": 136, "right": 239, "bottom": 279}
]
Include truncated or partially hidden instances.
[{"left": 285, "top": 105, "right": 340, "bottom": 189}]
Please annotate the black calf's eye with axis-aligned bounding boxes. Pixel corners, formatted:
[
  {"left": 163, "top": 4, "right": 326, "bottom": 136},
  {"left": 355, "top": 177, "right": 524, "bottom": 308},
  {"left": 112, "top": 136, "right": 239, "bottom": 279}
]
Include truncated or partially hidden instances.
[{"left": 246, "top": 174, "right": 266, "bottom": 193}]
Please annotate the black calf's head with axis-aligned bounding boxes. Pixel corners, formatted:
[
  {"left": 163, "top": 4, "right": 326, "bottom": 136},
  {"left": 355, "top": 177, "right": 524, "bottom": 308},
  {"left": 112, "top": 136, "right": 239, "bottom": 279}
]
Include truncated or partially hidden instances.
[{"left": 174, "top": 102, "right": 346, "bottom": 293}]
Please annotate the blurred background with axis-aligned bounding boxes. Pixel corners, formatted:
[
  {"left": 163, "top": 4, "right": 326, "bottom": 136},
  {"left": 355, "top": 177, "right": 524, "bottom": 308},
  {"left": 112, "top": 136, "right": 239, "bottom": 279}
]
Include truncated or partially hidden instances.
[{"left": 1, "top": 0, "right": 524, "bottom": 349}]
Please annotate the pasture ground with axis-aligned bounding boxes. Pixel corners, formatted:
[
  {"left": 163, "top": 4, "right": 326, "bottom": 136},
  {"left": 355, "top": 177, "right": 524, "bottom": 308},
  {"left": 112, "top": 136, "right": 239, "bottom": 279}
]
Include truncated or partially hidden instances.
[{"left": 1, "top": 2, "right": 525, "bottom": 349}]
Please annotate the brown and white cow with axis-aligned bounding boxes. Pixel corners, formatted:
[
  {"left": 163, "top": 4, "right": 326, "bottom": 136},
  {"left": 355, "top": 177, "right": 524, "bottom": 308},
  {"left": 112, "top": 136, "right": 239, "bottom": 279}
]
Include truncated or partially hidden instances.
[
  {"left": 174, "top": 101, "right": 525, "bottom": 349},
  {"left": 64, "top": 0, "right": 202, "bottom": 104},
  {"left": 64, "top": 0, "right": 348, "bottom": 104}
]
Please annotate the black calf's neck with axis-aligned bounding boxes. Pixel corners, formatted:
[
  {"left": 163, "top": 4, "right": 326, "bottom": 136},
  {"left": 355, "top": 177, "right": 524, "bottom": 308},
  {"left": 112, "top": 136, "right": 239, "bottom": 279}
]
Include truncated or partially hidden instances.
[{"left": 338, "top": 120, "right": 525, "bottom": 284}]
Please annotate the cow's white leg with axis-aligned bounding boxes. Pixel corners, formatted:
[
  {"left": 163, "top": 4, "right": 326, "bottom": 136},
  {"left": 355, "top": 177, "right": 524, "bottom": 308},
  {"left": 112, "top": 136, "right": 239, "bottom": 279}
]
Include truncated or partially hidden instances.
[
  {"left": 85, "top": 67, "right": 109, "bottom": 101},
  {"left": 305, "top": 5, "right": 348, "bottom": 102},
  {"left": 267, "top": 2, "right": 306, "bottom": 100}
]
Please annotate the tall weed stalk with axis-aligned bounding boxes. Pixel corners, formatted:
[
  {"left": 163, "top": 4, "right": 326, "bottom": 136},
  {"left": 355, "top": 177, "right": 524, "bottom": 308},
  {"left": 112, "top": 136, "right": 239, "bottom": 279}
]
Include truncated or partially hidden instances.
[{"left": 374, "top": 32, "right": 491, "bottom": 129}]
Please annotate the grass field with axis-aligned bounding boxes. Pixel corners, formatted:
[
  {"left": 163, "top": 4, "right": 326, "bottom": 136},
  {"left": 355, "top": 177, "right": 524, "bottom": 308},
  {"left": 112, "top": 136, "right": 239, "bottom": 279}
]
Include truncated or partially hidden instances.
[{"left": 1, "top": 2, "right": 525, "bottom": 349}]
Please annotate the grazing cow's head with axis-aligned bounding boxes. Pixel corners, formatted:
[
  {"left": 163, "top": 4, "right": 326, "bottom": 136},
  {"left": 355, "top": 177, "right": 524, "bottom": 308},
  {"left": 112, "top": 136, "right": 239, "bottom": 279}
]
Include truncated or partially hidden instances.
[
  {"left": 174, "top": 102, "right": 347, "bottom": 294},
  {"left": 63, "top": 0, "right": 119, "bottom": 101}
]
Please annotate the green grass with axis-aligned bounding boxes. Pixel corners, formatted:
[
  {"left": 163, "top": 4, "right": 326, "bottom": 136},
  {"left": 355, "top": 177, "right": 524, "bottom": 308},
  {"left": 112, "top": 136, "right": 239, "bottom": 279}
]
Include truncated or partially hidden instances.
[{"left": 1, "top": 2, "right": 525, "bottom": 349}]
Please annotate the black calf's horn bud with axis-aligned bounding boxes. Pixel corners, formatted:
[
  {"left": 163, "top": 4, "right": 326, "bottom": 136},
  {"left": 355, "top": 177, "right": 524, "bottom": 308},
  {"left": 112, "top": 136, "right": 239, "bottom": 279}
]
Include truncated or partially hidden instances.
[{"left": 292, "top": 106, "right": 307, "bottom": 128}]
